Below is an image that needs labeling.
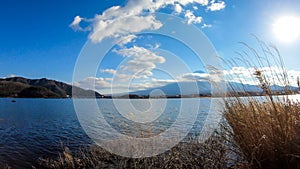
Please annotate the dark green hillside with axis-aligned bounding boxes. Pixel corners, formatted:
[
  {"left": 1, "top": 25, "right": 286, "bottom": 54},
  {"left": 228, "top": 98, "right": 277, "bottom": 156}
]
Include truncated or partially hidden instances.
[
  {"left": 18, "top": 86, "right": 60, "bottom": 98},
  {"left": 0, "top": 81, "right": 29, "bottom": 97},
  {"left": 0, "top": 77, "right": 103, "bottom": 98}
]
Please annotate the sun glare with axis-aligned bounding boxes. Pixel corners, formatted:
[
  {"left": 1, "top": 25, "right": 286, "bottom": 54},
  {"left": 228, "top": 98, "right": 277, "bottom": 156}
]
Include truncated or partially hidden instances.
[{"left": 273, "top": 16, "right": 300, "bottom": 43}]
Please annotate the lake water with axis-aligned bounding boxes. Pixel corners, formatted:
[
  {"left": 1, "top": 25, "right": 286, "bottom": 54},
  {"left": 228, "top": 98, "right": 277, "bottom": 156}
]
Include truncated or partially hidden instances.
[{"left": 0, "top": 98, "right": 218, "bottom": 168}]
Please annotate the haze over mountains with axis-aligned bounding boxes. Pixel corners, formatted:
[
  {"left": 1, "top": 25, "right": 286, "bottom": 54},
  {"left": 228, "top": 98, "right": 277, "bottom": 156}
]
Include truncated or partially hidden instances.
[
  {"left": 128, "top": 81, "right": 298, "bottom": 97},
  {"left": 0, "top": 76, "right": 298, "bottom": 98},
  {"left": 124, "top": 70, "right": 298, "bottom": 97}
]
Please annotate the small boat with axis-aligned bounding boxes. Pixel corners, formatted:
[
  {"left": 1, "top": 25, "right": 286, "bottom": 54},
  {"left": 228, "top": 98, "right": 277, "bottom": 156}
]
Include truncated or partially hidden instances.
[{"left": 11, "top": 100, "right": 16, "bottom": 103}]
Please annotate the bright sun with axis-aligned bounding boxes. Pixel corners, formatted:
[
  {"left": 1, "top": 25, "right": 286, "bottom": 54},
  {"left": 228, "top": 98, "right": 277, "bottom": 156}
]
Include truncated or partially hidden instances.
[{"left": 273, "top": 16, "right": 300, "bottom": 43}]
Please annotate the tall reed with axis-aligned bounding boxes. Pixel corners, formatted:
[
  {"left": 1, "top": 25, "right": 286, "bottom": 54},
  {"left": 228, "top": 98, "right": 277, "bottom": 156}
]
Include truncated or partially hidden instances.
[{"left": 223, "top": 38, "right": 300, "bottom": 169}]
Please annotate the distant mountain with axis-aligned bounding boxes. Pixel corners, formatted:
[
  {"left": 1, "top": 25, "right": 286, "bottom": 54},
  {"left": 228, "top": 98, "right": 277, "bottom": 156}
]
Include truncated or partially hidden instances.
[
  {"left": 131, "top": 81, "right": 211, "bottom": 96},
  {"left": 0, "top": 77, "right": 103, "bottom": 98},
  {"left": 228, "top": 82, "right": 298, "bottom": 93},
  {"left": 129, "top": 81, "right": 298, "bottom": 97}
]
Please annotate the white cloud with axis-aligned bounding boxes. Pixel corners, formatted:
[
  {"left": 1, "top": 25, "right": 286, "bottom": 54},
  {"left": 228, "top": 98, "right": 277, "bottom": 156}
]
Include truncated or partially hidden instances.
[
  {"left": 71, "top": 0, "right": 224, "bottom": 44},
  {"left": 178, "top": 72, "right": 209, "bottom": 81},
  {"left": 70, "top": 16, "right": 82, "bottom": 30},
  {"left": 151, "top": 78, "right": 178, "bottom": 84},
  {"left": 90, "top": 14, "right": 162, "bottom": 43},
  {"left": 115, "top": 35, "right": 137, "bottom": 46},
  {"left": 76, "top": 70, "right": 212, "bottom": 93},
  {"left": 75, "top": 76, "right": 175, "bottom": 94},
  {"left": 145, "top": 43, "right": 161, "bottom": 49},
  {"left": 184, "top": 10, "right": 203, "bottom": 24},
  {"left": 76, "top": 66, "right": 300, "bottom": 94},
  {"left": 116, "top": 46, "right": 165, "bottom": 63},
  {"left": 174, "top": 4, "right": 183, "bottom": 14},
  {"left": 223, "top": 66, "right": 300, "bottom": 87},
  {"left": 89, "top": 46, "right": 167, "bottom": 87},
  {"left": 101, "top": 69, "right": 117, "bottom": 75},
  {"left": 70, "top": 16, "right": 91, "bottom": 31},
  {"left": 287, "top": 70, "right": 300, "bottom": 86},
  {"left": 154, "top": 43, "right": 161, "bottom": 49},
  {"left": 177, "top": 0, "right": 209, "bottom": 6},
  {"left": 114, "top": 46, "right": 166, "bottom": 79},
  {"left": 223, "top": 67, "right": 257, "bottom": 85},
  {"left": 75, "top": 77, "right": 112, "bottom": 90},
  {"left": 207, "top": 0, "right": 226, "bottom": 11},
  {"left": 201, "top": 23, "right": 212, "bottom": 28}
]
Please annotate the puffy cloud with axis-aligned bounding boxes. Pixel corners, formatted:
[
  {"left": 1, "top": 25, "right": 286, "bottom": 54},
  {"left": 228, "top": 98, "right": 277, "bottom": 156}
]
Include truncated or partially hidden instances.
[
  {"left": 70, "top": 16, "right": 82, "bottom": 30},
  {"left": 90, "top": 14, "right": 162, "bottom": 43},
  {"left": 71, "top": 0, "right": 225, "bottom": 44},
  {"left": 116, "top": 46, "right": 165, "bottom": 63},
  {"left": 93, "top": 46, "right": 167, "bottom": 86},
  {"left": 287, "top": 70, "right": 300, "bottom": 86},
  {"left": 71, "top": 1, "right": 228, "bottom": 94},
  {"left": 224, "top": 66, "right": 300, "bottom": 86},
  {"left": 174, "top": 4, "right": 183, "bottom": 14},
  {"left": 178, "top": 72, "right": 209, "bottom": 81},
  {"left": 207, "top": 0, "right": 226, "bottom": 11},
  {"left": 184, "top": 10, "right": 203, "bottom": 24},
  {"left": 223, "top": 67, "right": 257, "bottom": 85},
  {"left": 75, "top": 76, "right": 175, "bottom": 94},
  {"left": 114, "top": 46, "right": 166, "bottom": 79},
  {"left": 75, "top": 77, "right": 112, "bottom": 90},
  {"left": 76, "top": 70, "right": 212, "bottom": 93},
  {"left": 70, "top": 16, "right": 91, "bottom": 31},
  {"left": 77, "top": 66, "right": 300, "bottom": 94}
]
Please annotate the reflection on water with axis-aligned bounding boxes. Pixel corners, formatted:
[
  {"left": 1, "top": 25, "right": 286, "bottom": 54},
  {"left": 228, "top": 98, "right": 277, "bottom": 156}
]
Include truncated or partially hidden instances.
[{"left": 0, "top": 97, "right": 221, "bottom": 168}]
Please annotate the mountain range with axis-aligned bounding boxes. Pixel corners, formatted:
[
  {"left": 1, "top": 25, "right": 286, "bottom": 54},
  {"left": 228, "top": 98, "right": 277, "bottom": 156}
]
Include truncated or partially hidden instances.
[
  {"left": 128, "top": 81, "right": 299, "bottom": 97},
  {"left": 0, "top": 77, "right": 103, "bottom": 98},
  {"left": 1, "top": 77, "right": 298, "bottom": 98}
]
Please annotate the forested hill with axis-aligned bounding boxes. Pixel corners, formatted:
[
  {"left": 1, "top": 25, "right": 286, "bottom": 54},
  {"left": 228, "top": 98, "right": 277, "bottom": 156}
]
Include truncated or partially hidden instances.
[{"left": 0, "top": 77, "right": 103, "bottom": 98}]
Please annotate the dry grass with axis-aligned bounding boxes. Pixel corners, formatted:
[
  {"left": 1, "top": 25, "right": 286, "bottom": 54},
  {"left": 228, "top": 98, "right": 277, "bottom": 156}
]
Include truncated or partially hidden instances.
[
  {"left": 37, "top": 135, "right": 235, "bottom": 169},
  {"left": 223, "top": 38, "right": 300, "bottom": 169},
  {"left": 224, "top": 98, "right": 300, "bottom": 169}
]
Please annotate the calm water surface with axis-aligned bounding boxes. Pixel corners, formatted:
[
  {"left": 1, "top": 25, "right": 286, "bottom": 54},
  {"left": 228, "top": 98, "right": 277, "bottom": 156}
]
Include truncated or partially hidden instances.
[
  {"left": 0, "top": 97, "right": 219, "bottom": 168},
  {"left": 1, "top": 95, "right": 299, "bottom": 168},
  {"left": 0, "top": 99, "right": 92, "bottom": 168}
]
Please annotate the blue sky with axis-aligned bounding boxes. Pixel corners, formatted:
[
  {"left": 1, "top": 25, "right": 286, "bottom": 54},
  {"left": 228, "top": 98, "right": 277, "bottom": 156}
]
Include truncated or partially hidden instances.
[
  {"left": 0, "top": 0, "right": 125, "bottom": 81},
  {"left": 1, "top": 0, "right": 300, "bottom": 93}
]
